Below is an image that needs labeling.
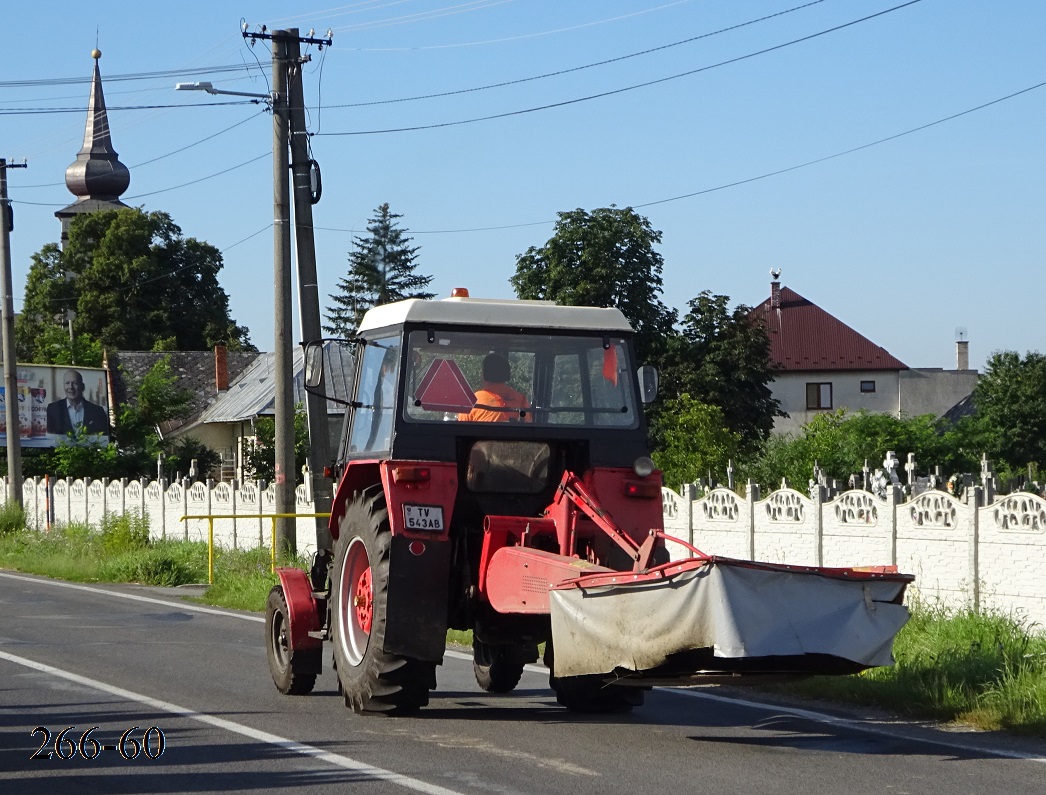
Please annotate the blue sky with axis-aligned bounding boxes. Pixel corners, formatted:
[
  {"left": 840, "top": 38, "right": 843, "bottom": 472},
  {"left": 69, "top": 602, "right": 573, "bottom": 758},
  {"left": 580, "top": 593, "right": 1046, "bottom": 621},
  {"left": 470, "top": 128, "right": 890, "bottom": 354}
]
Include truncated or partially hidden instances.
[{"left": 2, "top": 1, "right": 1043, "bottom": 372}]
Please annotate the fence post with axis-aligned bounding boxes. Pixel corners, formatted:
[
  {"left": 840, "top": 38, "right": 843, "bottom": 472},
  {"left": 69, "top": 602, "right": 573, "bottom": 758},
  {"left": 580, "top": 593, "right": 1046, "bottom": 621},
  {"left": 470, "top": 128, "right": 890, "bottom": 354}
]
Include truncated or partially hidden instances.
[
  {"left": 813, "top": 484, "right": 825, "bottom": 567},
  {"left": 182, "top": 478, "right": 189, "bottom": 541},
  {"left": 887, "top": 484, "right": 900, "bottom": 566},
  {"left": 65, "top": 477, "right": 72, "bottom": 525},
  {"left": 160, "top": 478, "right": 167, "bottom": 540},
  {"left": 231, "top": 478, "right": 238, "bottom": 550},
  {"left": 681, "top": 483, "right": 696, "bottom": 548},
  {"left": 969, "top": 485, "right": 983, "bottom": 613},
  {"left": 82, "top": 477, "right": 91, "bottom": 523},
  {"left": 746, "top": 480, "right": 760, "bottom": 560},
  {"left": 258, "top": 479, "right": 266, "bottom": 547}
]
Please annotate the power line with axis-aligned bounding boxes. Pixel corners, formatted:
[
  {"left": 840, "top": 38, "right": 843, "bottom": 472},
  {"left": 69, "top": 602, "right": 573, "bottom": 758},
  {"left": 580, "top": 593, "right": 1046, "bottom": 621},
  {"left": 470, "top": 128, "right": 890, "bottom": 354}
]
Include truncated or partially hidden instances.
[
  {"left": 10, "top": 151, "right": 271, "bottom": 207},
  {"left": 0, "top": 63, "right": 261, "bottom": 89},
  {"left": 634, "top": 78, "right": 1046, "bottom": 209},
  {"left": 305, "top": 76, "right": 1046, "bottom": 234},
  {"left": 334, "top": 0, "right": 691, "bottom": 48},
  {"left": 0, "top": 100, "right": 259, "bottom": 116},
  {"left": 124, "top": 151, "right": 270, "bottom": 199},
  {"left": 316, "top": 0, "right": 924, "bottom": 135},
  {"left": 18, "top": 109, "right": 270, "bottom": 189},
  {"left": 330, "top": 0, "right": 829, "bottom": 108}
]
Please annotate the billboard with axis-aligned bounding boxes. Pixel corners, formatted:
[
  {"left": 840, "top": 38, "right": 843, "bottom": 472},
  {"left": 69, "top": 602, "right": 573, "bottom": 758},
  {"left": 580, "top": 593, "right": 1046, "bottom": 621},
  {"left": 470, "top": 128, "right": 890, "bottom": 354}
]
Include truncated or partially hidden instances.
[{"left": 0, "top": 364, "right": 110, "bottom": 448}]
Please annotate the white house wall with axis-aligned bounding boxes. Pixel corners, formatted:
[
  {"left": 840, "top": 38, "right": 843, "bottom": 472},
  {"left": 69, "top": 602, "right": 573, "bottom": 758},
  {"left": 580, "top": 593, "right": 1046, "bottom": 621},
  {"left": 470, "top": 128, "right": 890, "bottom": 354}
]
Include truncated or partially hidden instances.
[{"left": 771, "top": 371, "right": 901, "bottom": 434}]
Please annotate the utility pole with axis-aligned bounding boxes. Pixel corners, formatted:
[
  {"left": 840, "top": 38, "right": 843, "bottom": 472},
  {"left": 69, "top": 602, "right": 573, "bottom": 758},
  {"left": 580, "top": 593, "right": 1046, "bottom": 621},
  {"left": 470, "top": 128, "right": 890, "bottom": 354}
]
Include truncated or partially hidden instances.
[
  {"left": 241, "top": 26, "right": 334, "bottom": 555},
  {"left": 0, "top": 158, "right": 27, "bottom": 507},
  {"left": 270, "top": 31, "right": 296, "bottom": 555},
  {"left": 287, "top": 32, "right": 334, "bottom": 551}
]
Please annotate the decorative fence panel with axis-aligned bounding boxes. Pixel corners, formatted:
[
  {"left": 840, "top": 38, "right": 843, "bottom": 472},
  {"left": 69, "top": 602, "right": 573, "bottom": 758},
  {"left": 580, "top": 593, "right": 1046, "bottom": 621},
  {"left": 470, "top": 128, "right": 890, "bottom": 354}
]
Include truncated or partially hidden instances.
[
  {"left": 11, "top": 475, "right": 324, "bottom": 558},
  {"left": 669, "top": 483, "right": 1046, "bottom": 630},
  {"left": 7, "top": 473, "right": 1046, "bottom": 629}
]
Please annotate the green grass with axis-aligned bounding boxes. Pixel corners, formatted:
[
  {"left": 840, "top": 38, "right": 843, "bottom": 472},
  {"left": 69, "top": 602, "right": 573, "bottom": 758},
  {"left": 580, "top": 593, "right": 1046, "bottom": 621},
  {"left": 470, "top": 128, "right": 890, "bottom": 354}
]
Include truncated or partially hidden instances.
[
  {"left": 763, "top": 597, "right": 1046, "bottom": 736},
  {"left": 2, "top": 514, "right": 1045, "bottom": 737}
]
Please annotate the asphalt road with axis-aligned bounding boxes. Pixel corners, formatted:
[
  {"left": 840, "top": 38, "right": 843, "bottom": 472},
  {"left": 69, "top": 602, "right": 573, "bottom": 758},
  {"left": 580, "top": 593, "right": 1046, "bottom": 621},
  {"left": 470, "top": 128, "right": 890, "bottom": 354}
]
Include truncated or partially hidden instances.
[{"left": 1, "top": 570, "right": 1044, "bottom": 795}]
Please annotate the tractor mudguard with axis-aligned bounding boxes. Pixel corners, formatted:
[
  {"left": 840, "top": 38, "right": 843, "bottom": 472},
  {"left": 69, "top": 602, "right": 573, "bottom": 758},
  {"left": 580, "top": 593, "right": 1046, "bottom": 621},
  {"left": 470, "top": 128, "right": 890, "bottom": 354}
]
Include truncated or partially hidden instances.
[
  {"left": 384, "top": 536, "right": 451, "bottom": 662},
  {"left": 275, "top": 567, "right": 324, "bottom": 652}
]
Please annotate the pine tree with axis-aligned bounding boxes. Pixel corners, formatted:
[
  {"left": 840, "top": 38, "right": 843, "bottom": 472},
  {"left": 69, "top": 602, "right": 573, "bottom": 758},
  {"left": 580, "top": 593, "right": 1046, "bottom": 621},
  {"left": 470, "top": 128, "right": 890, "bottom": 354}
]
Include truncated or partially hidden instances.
[{"left": 325, "top": 203, "right": 435, "bottom": 336}]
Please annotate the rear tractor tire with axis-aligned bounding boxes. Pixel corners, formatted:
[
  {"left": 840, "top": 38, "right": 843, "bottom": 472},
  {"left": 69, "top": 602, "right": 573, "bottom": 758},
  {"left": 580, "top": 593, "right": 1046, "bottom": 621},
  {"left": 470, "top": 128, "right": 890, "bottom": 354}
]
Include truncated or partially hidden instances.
[
  {"left": 472, "top": 640, "right": 527, "bottom": 693},
  {"left": 331, "top": 486, "right": 436, "bottom": 715},
  {"left": 265, "top": 585, "right": 318, "bottom": 696}
]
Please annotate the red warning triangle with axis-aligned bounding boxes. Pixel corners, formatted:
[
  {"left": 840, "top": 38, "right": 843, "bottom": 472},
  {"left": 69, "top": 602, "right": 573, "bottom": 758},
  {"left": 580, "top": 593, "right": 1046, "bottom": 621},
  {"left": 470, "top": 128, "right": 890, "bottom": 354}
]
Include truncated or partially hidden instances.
[{"left": 414, "top": 358, "right": 476, "bottom": 412}]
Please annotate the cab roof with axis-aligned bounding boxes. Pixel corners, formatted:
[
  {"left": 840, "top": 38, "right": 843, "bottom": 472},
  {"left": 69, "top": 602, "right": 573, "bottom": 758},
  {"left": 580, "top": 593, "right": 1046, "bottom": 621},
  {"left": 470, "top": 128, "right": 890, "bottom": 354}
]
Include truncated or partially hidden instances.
[{"left": 358, "top": 295, "right": 634, "bottom": 334}]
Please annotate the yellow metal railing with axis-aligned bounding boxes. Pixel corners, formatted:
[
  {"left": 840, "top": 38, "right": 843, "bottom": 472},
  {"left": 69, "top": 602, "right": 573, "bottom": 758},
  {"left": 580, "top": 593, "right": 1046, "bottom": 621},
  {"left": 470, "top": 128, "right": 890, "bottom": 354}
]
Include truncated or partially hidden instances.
[{"left": 178, "top": 513, "right": 331, "bottom": 584}]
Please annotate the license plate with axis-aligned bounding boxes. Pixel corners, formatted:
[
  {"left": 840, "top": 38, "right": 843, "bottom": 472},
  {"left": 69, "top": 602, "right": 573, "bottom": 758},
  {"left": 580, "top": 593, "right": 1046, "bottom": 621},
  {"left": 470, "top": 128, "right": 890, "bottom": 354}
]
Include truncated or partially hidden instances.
[{"left": 403, "top": 504, "right": 444, "bottom": 532}]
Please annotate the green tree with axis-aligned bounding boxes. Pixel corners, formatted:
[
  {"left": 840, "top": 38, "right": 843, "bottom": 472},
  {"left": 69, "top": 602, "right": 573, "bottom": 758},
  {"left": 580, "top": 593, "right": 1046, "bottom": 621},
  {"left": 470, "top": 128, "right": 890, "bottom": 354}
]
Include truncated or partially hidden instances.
[
  {"left": 510, "top": 206, "right": 677, "bottom": 364},
  {"left": 115, "top": 356, "right": 195, "bottom": 457},
  {"left": 660, "top": 291, "right": 782, "bottom": 454},
  {"left": 741, "top": 410, "right": 954, "bottom": 491},
  {"left": 325, "top": 203, "right": 434, "bottom": 336},
  {"left": 653, "top": 394, "right": 743, "bottom": 492},
  {"left": 17, "top": 208, "right": 254, "bottom": 362},
  {"left": 966, "top": 350, "right": 1046, "bottom": 473},
  {"left": 242, "top": 404, "right": 310, "bottom": 484}
]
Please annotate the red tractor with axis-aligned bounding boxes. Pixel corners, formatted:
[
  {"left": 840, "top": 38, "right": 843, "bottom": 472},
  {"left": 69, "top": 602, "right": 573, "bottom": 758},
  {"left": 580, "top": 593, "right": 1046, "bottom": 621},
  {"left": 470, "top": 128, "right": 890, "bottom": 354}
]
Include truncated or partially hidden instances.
[{"left": 266, "top": 291, "right": 912, "bottom": 715}]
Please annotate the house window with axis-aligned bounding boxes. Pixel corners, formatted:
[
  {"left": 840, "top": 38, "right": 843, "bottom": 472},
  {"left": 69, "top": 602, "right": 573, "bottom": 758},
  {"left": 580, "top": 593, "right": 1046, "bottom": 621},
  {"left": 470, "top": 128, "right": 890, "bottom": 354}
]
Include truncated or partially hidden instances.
[
  {"left": 860, "top": 380, "right": 876, "bottom": 393},
  {"left": 806, "top": 382, "right": 832, "bottom": 410}
]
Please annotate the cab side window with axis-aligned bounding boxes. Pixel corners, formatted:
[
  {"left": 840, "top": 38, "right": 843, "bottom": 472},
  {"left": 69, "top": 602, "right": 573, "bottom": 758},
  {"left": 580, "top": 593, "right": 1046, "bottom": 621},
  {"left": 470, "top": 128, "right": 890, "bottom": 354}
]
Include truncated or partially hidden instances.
[{"left": 348, "top": 338, "right": 400, "bottom": 455}]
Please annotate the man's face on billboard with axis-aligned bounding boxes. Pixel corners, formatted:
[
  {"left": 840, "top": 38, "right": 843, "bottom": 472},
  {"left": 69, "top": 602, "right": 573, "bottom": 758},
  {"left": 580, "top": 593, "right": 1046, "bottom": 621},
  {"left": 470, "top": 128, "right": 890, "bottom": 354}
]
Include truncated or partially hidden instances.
[{"left": 63, "top": 371, "right": 85, "bottom": 403}]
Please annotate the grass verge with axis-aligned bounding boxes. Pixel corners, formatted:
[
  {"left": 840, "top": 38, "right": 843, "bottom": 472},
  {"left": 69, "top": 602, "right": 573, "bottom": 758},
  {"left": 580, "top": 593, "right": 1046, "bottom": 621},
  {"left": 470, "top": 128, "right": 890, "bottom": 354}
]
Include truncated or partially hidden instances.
[
  {"left": 766, "top": 597, "right": 1046, "bottom": 736},
  {"left": 1, "top": 510, "right": 1044, "bottom": 737}
]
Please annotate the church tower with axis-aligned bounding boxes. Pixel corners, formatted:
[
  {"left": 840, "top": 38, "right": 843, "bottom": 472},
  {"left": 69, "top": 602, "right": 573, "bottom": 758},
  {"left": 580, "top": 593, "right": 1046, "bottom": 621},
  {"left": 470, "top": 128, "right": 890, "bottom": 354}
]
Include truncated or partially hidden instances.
[{"left": 54, "top": 49, "right": 131, "bottom": 245}]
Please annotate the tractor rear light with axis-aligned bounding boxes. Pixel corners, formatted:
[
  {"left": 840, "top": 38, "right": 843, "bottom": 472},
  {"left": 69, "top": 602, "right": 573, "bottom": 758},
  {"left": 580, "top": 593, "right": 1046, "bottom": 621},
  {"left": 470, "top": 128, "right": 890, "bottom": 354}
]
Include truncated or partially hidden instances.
[
  {"left": 392, "top": 465, "right": 431, "bottom": 484},
  {"left": 623, "top": 479, "right": 660, "bottom": 499}
]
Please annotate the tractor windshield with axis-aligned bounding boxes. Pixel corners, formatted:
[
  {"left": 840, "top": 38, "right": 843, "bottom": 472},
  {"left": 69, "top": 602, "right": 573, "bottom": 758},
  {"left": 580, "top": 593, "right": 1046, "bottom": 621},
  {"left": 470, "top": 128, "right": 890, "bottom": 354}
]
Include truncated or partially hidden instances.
[{"left": 403, "top": 329, "right": 639, "bottom": 429}]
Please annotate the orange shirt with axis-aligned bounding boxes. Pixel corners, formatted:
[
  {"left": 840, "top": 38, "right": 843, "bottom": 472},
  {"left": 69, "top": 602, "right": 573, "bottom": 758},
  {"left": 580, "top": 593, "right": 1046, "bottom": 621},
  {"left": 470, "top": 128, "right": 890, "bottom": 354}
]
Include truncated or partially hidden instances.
[{"left": 459, "top": 381, "right": 530, "bottom": 422}]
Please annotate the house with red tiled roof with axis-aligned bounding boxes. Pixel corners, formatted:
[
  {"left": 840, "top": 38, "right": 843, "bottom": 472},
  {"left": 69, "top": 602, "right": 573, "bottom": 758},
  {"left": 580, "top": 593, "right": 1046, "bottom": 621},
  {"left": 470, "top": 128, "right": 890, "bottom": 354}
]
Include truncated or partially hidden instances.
[{"left": 750, "top": 276, "right": 978, "bottom": 434}]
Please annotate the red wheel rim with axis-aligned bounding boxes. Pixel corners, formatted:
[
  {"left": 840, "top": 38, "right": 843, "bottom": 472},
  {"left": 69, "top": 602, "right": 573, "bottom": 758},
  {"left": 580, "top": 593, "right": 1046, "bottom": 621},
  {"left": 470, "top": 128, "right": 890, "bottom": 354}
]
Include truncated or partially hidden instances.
[{"left": 354, "top": 565, "right": 373, "bottom": 634}]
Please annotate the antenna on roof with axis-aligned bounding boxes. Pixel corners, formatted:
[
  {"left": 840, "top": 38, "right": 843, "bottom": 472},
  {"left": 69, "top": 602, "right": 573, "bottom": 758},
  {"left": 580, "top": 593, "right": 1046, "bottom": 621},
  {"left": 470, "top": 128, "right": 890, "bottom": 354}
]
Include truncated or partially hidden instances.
[{"left": 955, "top": 326, "right": 967, "bottom": 342}]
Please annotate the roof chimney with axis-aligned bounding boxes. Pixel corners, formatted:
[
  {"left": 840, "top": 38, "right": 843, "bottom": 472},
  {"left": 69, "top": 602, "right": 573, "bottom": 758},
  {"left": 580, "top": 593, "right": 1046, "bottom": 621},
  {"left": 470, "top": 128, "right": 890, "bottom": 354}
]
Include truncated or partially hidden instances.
[
  {"left": 770, "top": 268, "right": 782, "bottom": 310},
  {"left": 956, "top": 339, "right": 969, "bottom": 371},
  {"left": 214, "top": 344, "right": 229, "bottom": 391}
]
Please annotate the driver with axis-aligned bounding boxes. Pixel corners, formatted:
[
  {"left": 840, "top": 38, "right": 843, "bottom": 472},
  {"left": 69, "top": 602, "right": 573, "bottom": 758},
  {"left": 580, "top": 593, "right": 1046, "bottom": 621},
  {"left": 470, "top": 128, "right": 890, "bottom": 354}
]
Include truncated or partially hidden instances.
[{"left": 459, "top": 353, "right": 530, "bottom": 422}]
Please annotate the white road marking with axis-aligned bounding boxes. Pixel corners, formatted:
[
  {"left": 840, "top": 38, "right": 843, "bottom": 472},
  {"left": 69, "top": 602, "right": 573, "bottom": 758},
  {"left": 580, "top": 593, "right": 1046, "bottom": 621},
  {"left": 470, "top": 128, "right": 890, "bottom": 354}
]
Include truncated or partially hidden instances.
[
  {"left": 0, "top": 648, "right": 468, "bottom": 795},
  {"left": 6, "top": 570, "right": 1045, "bottom": 763},
  {"left": 0, "top": 571, "right": 263, "bottom": 622}
]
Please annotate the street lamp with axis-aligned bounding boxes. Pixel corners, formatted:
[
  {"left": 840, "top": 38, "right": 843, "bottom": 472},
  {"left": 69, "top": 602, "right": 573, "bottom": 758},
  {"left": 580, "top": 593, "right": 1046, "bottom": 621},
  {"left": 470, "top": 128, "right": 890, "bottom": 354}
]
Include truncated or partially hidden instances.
[
  {"left": 174, "top": 81, "right": 275, "bottom": 103},
  {"left": 174, "top": 67, "right": 297, "bottom": 551}
]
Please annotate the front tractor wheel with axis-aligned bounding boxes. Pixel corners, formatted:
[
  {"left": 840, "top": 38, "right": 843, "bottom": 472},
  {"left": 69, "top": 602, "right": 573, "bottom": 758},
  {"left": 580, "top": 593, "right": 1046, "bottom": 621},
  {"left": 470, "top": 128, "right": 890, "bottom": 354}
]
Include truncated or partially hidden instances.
[
  {"left": 331, "top": 486, "right": 435, "bottom": 715},
  {"left": 473, "top": 640, "right": 526, "bottom": 693},
  {"left": 265, "top": 585, "right": 318, "bottom": 695}
]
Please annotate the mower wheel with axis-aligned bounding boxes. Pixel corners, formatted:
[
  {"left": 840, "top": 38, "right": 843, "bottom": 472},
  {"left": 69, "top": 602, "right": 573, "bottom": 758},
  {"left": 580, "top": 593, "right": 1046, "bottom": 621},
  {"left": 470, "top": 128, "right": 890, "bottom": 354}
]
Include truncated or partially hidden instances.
[
  {"left": 544, "top": 643, "right": 643, "bottom": 713},
  {"left": 331, "top": 485, "right": 436, "bottom": 715},
  {"left": 265, "top": 585, "right": 319, "bottom": 695},
  {"left": 473, "top": 640, "right": 526, "bottom": 693}
]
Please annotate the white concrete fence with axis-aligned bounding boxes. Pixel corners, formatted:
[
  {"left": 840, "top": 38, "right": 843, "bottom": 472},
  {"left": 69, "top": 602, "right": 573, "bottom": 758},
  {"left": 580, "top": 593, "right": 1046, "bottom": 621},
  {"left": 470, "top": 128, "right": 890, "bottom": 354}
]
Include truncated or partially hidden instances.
[
  {"left": 661, "top": 482, "right": 1046, "bottom": 630},
  {"left": 13, "top": 475, "right": 323, "bottom": 558},
  {"left": 7, "top": 473, "right": 1046, "bottom": 631}
]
